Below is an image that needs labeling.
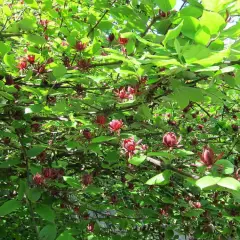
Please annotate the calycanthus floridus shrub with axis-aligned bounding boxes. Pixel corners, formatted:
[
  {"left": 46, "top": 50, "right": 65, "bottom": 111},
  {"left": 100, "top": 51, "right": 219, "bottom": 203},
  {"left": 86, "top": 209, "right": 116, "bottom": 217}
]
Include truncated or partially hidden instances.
[{"left": 0, "top": 0, "right": 240, "bottom": 239}]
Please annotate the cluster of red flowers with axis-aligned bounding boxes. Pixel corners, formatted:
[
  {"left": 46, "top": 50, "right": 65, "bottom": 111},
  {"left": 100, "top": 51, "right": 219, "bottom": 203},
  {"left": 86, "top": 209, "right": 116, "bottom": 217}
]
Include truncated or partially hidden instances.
[
  {"left": 77, "top": 59, "right": 91, "bottom": 71},
  {"left": 33, "top": 168, "right": 64, "bottom": 185},
  {"left": 122, "top": 137, "right": 148, "bottom": 158},
  {"left": 115, "top": 86, "right": 136, "bottom": 101},
  {"left": 42, "top": 168, "right": 65, "bottom": 179},
  {"left": 39, "top": 19, "right": 49, "bottom": 31}
]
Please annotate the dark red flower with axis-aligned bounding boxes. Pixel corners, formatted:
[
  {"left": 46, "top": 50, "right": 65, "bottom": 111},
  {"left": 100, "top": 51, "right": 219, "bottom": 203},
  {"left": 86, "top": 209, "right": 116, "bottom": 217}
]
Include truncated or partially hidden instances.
[
  {"left": 77, "top": 59, "right": 91, "bottom": 71},
  {"left": 109, "top": 119, "right": 123, "bottom": 133},
  {"left": 17, "top": 59, "right": 27, "bottom": 70},
  {"left": 42, "top": 168, "right": 53, "bottom": 178},
  {"left": 82, "top": 174, "right": 93, "bottom": 186},
  {"left": 83, "top": 129, "right": 92, "bottom": 140},
  {"left": 96, "top": 115, "right": 106, "bottom": 126},
  {"left": 192, "top": 202, "right": 202, "bottom": 209},
  {"left": 5, "top": 74, "right": 14, "bottom": 85},
  {"left": 107, "top": 33, "right": 115, "bottom": 42},
  {"left": 75, "top": 41, "right": 87, "bottom": 51},
  {"left": 162, "top": 132, "right": 181, "bottom": 148},
  {"left": 31, "top": 123, "right": 41, "bottom": 132},
  {"left": 118, "top": 37, "right": 128, "bottom": 45},
  {"left": 198, "top": 146, "right": 224, "bottom": 167},
  {"left": 110, "top": 195, "right": 118, "bottom": 204},
  {"left": 87, "top": 222, "right": 95, "bottom": 232},
  {"left": 36, "top": 151, "right": 47, "bottom": 162},
  {"left": 122, "top": 137, "right": 136, "bottom": 153},
  {"left": 33, "top": 173, "right": 44, "bottom": 185},
  {"left": 73, "top": 206, "right": 79, "bottom": 213},
  {"left": 27, "top": 55, "right": 35, "bottom": 64},
  {"left": 39, "top": 19, "right": 49, "bottom": 28},
  {"left": 232, "top": 124, "right": 239, "bottom": 132},
  {"left": 63, "top": 56, "right": 70, "bottom": 67}
]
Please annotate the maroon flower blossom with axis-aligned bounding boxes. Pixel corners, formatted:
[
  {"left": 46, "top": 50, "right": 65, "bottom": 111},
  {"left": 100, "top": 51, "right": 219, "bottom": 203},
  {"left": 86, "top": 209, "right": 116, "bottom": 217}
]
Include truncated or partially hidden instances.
[
  {"left": 115, "top": 86, "right": 137, "bottom": 101},
  {"left": 36, "top": 151, "right": 47, "bottom": 162},
  {"left": 109, "top": 119, "right": 123, "bottom": 134},
  {"left": 198, "top": 146, "right": 224, "bottom": 167},
  {"left": 27, "top": 55, "right": 35, "bottom": 64},
  {"left": 82, "top": 174, "right": 93, "bottom": 186},
  {"left": 118, "top": 37, "right": 128, "bottom": 45},
  {"left": 17, "top": 59, "right": 27, "bottom": 70},
  {"left": 192, "top": 202, "right": 202, "bottom": 209},
  {"left": 33, "top": 173, "right": 45, "bottom": 185},
  {"left": 83, "top": 129, "right": 92, "bottom": 140},
  {"left": 87, "top": 222, "right": 95, "bottom": 232},
  {"left": 96, "top": 115, "right": 106, "bottom": 126},
  {"left": 77, "top": 59, "right": 91, "bottom": 71},
  {"left": 75, "top": 41, "right": 87, "bottom": 51},
  {"left": 162, "top": 132, "right": 181, "bottom": 148},
  {"left": 107, "top": 33, "right": 115, "bottom": 42}
]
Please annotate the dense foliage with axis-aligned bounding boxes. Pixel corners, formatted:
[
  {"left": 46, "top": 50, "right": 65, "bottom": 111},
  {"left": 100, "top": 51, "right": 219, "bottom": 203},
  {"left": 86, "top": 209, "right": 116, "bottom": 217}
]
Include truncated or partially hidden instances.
[{"left": 0, "top": 0, "right": 240, "bottom": 239}]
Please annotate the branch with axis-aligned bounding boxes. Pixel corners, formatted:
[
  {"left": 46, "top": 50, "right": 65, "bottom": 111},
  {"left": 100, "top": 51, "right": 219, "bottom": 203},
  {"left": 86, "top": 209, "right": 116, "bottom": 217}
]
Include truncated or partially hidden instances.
[
  {"left": 87, "top": 0, "right": 117, "bottom": 37},
  {"left": 146, "top": 157, "right": 199, "bottom": 180},
  {"left": 141, "top": 16, "right": 160, "bottom": 37}
]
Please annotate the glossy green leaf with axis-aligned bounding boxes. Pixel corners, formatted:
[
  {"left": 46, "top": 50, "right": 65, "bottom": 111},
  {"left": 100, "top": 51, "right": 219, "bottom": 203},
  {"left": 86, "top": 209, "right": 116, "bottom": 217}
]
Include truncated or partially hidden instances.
[
  {"left": 163, "top": 21, "right": 183, "bottom": 46},
  {"left": 39, "top": 224, "right": 57, "bottom": 240},
  {"left": 146, "top": 170, "right": 172, "bottom": 185},
  {"left": 56, "top": 231, "right": 76, "bottom": 240},
  {"left": 217, "top": 177, "right": 240, "bottom": 191},
  {"left": 155, "top": 0, "right": 176, "bottom": 12},
  {"left": 52, "top": 64, "right": 67, "bottom": 78},
  {"left": 129, "top": 155, "right": 146, "bottom": 166},
  {"left": 196, "top": 176, "right": 221, "bottom": 189},
  {"left": 0, "top": 199, "right": 21, "bottom": 217},
  {"left": 35, "top": 204, "right": 55, "bottom": 222},
  {"left": 27, "top": 146, "right": 46, "bottom": 157},
  {"left": 92, "top": 136, "right": 116, "bottom": 143}
]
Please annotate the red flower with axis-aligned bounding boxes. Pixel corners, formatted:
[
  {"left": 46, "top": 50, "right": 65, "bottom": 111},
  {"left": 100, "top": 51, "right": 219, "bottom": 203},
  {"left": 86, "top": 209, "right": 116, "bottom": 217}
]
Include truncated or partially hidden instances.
[
  {"left": 82, "top": 174, "right": 93, "bottom": 186},
  {"left": 33, "top": 173, "right": 44, "bottom": 185},
  {"left": 109, "top": 119, "right": 123, "bottom": 133},
  {"left": 36, "top": 151, "right": 46, "bottom": 162},
  {"left": 122, "top": 137, "right": 136, "bottom": 152},
  {"left": 87, "top": 222, "right": 95, "bottom": 232},
  {"left": 192, "top": 202, "right": 202, "bottom": 209},
  {"left": 107, "top": 33, "right": 115, "bottom": 42},
  {"left": 5, "top": 74, "right": 14, "bottom": 85},
  {"left": 27, "top": 55, "right": 35, "bottom": 64},
  {"left": 162, "top": 132, "right": 181, "bottom": 148},
  {"left": 96, "top": 115, "right": 106, "bottom": 126},
  {"left": 83, "top": 129, "right": 92, "bottom": 140},
  {"left": 110, "top": 195, "right": 118, "bottom": 204},
  {"left": 63, "top": 56, "right": 70, "bottom": 67},
  {"left": 31, "top": 123, "right": 40, "bottom": 132},
  {"left": 39, "top": 20, "right": 49, "bottom": 28},
  {"left": 115, "top": 86, "right": 136, "bottom": 101},
  {"left": 77, "top": 59, "right": 91, "bottom": 71},
  {"left": 42, "top": 168, "right": 53, "bottom": 178},
  {"left": 17, "top": 60, "right": 27, "bottom": 70},
  {"left": 118, "top": 37, "right": 128, "bottom": 45},
  {"left": 75, "top": 41, "right": 87, "bottom": 51},
  {"left": 198, "top": 146, "right": 224, "bottom": 167}
]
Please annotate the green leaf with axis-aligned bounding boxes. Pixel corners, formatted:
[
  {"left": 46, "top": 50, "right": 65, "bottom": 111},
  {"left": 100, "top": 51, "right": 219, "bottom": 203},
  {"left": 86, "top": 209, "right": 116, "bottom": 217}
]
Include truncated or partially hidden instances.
[
  {"left": 0, "top": 91, "right": 14, "bottom": 100},
  {"left": 194, "top": 27, "right": 211, "bottom": 46},
  {"left": 24, "top": 0, "right": 38, "bottom": 9},
  {"left": 181, "top": 17, "right": 200, "bottom": 39},
  {"left": 27, "top": 188, "right": 42, "bottom": 202},
  {"left": 56, "top": 230, "right": 76, "bottom": 240},
  {"left": 25, "top": 34, "right": 46, "bottom": 45},
  {"left": 129, "top": 155, "right": 146, "bottom": 166},
  {"left": 180, "top": 5, "right": 203, "bottom": 18},
  {"left": 17, "top": 180, "right": 26, "bottom": 200},
  {"left": 19, "top": 18, "right": 37, "bottom": 31},
  {"left": 3, "top": 5, "right": 12, "bottom": 16},
  {"left": 0, "top": 158, "right": 20, "bottom": 168},
  {"left": 155, "top": 0, "right": 176, "bottom": 12},
  {"left": 214, "top": 160, "right": 234, "bottom": 175},
  {"left": 137, "top": 104, "right": 152, "bottom": 120},
  {"left": 196, "top": 176, "right": 221, "bottom": 189},
  {"left": 0, "top": 199, "right": 21, "bottom": 217},
  {"left": 145, "top": 170, "right": 172, "bottom": 185},
  {"left": 52, "top": 64, "right": 67, "bottom": 78},
  {"left": 84, "top": 186, "right": 104, "bottom": 195},
  {"left": 175, "top": 149, "right": 194, "bottom": 157},
  {"left": 184, "top": 209, "right": 204, "bottom": 217},
  {"left": 202, "top": 0, "right": 232, "bottom": 12},
  {"left": 3, "top": 54, "right": 17, "bottom": 69},
  {"left": 0, "top": 42, "right": 11, "bottom": 56},
  {"left": 200, "top": 11, "right": 225, "bottom": 35},
  {"left": 163, "top": 21, "right": 183, "bottom": 46},
  {"left": 63, "top": 176, "right": 81, "bottom": 188},
  {"left": 217, "top": 177, "right": 240, "bottom": 191},
  {"left": 35, "top": 204, "right": 55, "bottom": 223},
  {"left": 27, "top": 145, "right": 46, "bottom": 157},
  {"left": 39, "top": 224, "right": 57, "bottom": 240},
  {"left": 147, "top": 152, "right": 174, "bottom": 159},
  {"left": 92, "top": 136, "right": 116, "bottom": 143}
]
